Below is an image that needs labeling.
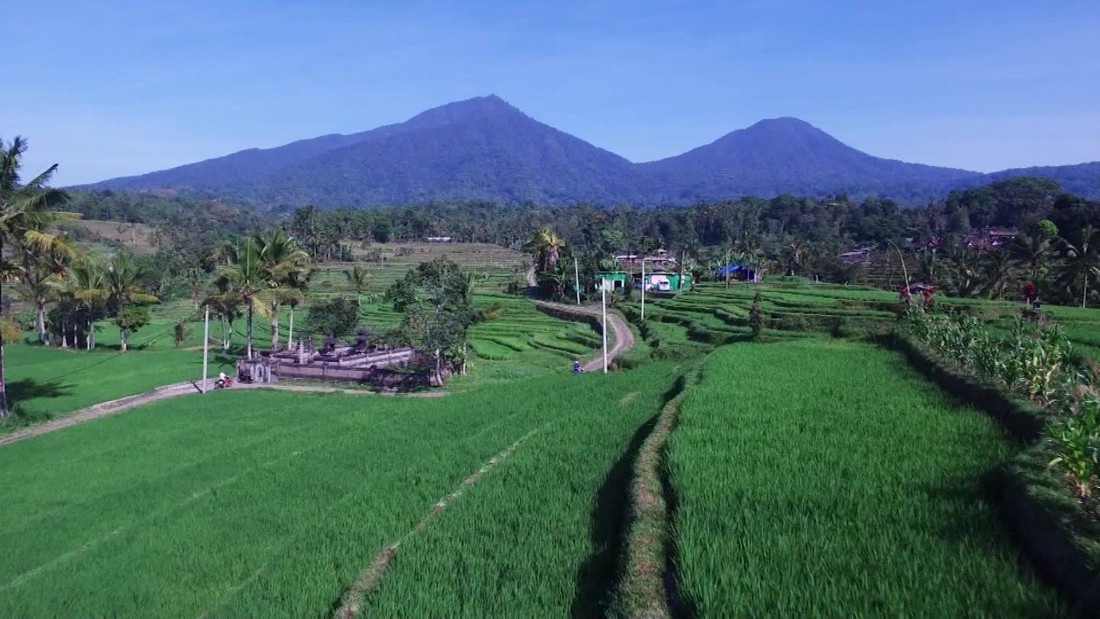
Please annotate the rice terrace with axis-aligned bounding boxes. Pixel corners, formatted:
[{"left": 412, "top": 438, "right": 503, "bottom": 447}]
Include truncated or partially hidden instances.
[{"left": 6, "top": 4, "right": 1100, "bottom": 615}]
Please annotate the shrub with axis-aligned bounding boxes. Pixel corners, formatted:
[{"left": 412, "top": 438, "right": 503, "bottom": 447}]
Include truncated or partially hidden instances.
[
  {"left": 306, "top": 297, "right": 360, "bottom": 338},
  {"left": 749, "top": 292, "right": 763, "bottom": 338}
]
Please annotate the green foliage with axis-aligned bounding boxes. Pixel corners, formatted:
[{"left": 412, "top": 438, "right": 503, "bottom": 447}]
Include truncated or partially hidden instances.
[
  {"left": 172, "top": 320, "right": 190, "bottom": 348},
  {"left": 748, "top": 291, "right": 763, "bottom": 337},
  {"left": 304, "top": 296, "right": 358, "bottom": 338},
  {"left": 388, "top": 257, "right": 477, "bottom": 362},
  {"left": 669, "top": 340, "right": 1065, "bottom": 615},
  {"left": 1048, "top": 395, "right": 1100, "bottom": 498},
  {"left": 114, "top": 303, "right": 150, "bottom": 337}
]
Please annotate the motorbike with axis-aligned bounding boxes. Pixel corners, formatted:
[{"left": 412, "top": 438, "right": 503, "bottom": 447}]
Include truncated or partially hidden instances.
[{"left": 215, "top": 377, "right": 234, "bottom": 389}]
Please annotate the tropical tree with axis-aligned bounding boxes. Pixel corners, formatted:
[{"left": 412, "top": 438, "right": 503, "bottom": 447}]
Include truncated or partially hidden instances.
[
  {"left": 215, "top": 237, "right": 270, "bottom": 359},
  {"left": 205, "top": 276, "right": 241, "bottom": 354},
  {"left": 254, "top": 229, "right": 310, "bottom": 350},
  {"left": 1057, "top": 226, "right": 1100, "bottom": 308},
  {"left": 19, "top": 243, "right": 74, "bottom": 344},
  {"left": 344, "top": 265, "right": 370, "bottom": 308},
  {"left": 105, "top": 253, "right": 158, "bottom": 351},
  {"left": 0, "top": 136, "right": 71, "bottom": 416},
  {"left": 67, "top": 258, "right": 109, "bottom": 350},
  {"left": 283, "top": 268, "right": 309, "bottom": 351},
  {"left": 1010, "top": 223, "right": 1057, "bottom": 282},
  {"left": 387, "top": 257, "right": 478, "bottom": 386},
  {"left": 525, "top": 228, "right": 565, "bottom": 273},
  {"left": 782, "top": 239, "right": 808, "bottom": 276}
]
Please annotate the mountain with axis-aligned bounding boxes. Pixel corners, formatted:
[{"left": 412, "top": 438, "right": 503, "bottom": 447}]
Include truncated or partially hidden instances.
[
  {"left": 83, "top": 96, "right": 1100, "bottom": 205},
  {"left": 639, "top": 118, "right": 981, "bottom": 200}
]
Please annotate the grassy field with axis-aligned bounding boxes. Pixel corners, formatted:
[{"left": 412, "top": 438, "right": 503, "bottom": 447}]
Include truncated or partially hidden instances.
[
  {"left": 2, "top": 242, "right": 594, "bottom": 429},
  {"left": 620, "top": 281, "right": 1100, "bottom": 360},
  {"left": 667, "top": 338, "right": 1065, "bottom": 616},
  {"left": 0, "top": 362, "right": 678, "bottom": 617}
]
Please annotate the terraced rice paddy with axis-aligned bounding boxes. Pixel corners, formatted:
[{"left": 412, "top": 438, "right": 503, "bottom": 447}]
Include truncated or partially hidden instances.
[
  {"left": 0, "top": 363, "right": 678, "bottom": 617},
  {"left": 668, "top": 338, "right": 1066, "bottom": 616}
]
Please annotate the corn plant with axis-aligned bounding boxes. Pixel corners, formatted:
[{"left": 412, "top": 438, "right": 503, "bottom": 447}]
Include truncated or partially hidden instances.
[{"left": 1048, "top": 394, "right": 1100, "bottom": 497}]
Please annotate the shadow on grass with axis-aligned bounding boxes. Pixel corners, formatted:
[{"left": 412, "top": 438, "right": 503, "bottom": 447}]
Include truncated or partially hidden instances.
[
  {"left": 571, "top": 414, "right": 657, "bottom": 618},
  {"left": 7, "top": 378, "right": 72, "bottom": 402},
  {"left": 0, "top": 379, "right": 72, "bottom": 431}
]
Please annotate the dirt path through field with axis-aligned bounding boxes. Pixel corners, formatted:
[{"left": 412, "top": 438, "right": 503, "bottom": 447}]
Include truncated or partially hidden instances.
[
  {"left": 0, "top": 383, "right": 446, "bottom": 448},
  {"left": 0, "top": 382, "right": 203, "bottom": 448},
  {"left": 332, "top": 425, "right": 545, "bottom": 618},
  {"left": 533, "top": 301, "right": 636, "bottom": 371}
]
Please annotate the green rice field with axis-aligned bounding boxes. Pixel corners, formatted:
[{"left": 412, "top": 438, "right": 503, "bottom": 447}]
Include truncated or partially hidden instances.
[
  {"left": 668, "top": 338, "right": 1066, "bottom": 616},
  {"left": 0, "top": 363, "right": 677, "bottom": 617}
]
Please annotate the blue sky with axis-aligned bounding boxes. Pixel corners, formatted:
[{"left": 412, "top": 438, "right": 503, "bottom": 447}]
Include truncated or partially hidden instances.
[{"left": 4, "top": 0, "right": 1099, "bottom": 185}]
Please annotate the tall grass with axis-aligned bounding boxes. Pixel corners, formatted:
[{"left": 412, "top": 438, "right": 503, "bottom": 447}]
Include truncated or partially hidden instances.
[
  {"left": 668, "top": 339, "right": 1065, "bottom": 616},
  {"left": 0, "top": 364, "right": 676, "bottom": 617}
]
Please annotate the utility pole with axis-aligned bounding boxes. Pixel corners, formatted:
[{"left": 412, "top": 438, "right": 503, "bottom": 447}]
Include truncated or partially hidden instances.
[
  {"left": 201, "top": 305, "right": 210, "bottom": 393},
  {"left": 640, "top": 258, "right": 646, "bottom": 321},
  {"left": 574, "top": 255, "right": 581, "bottom": 305},
  {"left": 601, "top": 280, "right": 608, "bottom": 374}
]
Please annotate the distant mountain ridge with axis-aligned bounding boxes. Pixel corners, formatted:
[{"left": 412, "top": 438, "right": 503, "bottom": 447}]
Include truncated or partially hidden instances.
[{"left": 83, "top": 95, "right": 1100, "bottom": 205}]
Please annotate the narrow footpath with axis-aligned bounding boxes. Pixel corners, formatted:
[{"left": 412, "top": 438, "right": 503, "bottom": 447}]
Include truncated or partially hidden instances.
[{"left": 533, "top": 301, "right": 636, "bottom": 372}]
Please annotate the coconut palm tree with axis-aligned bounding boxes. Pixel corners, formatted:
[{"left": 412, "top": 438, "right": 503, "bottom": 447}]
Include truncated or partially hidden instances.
[
  {"left": 19, "top": 242, "right": 74, "bottom": 344},
  {"left": 67, "top": 258, "right": 109, "bottom": 350},
  {"left": 1056, "top": 226, "right": 1100, "bottom": 308},
  {"left": 344, "top": 265, "right": 370, "bottom": 308},
  {"left": 0, "top": 136, "right": 72, "bottom": 416},
  {"left": 782, "top": 239, "right": 808, "bottom": 276},
  {"left": 215, "top": 237, "right": 270, "bottom": 359},
  {"left": 283, "top": 267, "right": 310, "bottom": 351},
  {"left": 1010, "top": 230, "right": 1056, "bottom": 282},
  {"left": 525, "top": 228, "right": 565, "bottom": 273},
  {"left": 105, "top": 253, "right": 158, "bottom": 351},
  {"left": 254, "top": 229, "right": 310, "bottom": 350}
]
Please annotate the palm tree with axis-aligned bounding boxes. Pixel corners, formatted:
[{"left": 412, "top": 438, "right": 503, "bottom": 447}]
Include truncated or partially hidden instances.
[
  {"left": 981, "top": 249, "right": 1015, "bottom": 299},
  {"left": 1057, "top": 226, "right": 1100, "bottom": 308},
  {"left": 0, "top": 136, "right": 71, "bottom": 416},
  {"left": 19, "top": 242, "right": 74, "bottom": 344},
  {"left": 105, "top": 253, "right": 158, "bottom": 351},
  {"left": 205, "top": 275, "right": 241, "bottom": 354},
  {"left": 255, "top": 229, "right": 310, "bottom": 350},
  {"left": 782, "top": 239, "right": 808, "bottom": 276},
  {"left": 67, "top": 258, "right": 109, "bottom": 350},
  {"left": 344, "top": 265, "right": 370, "bottom": 308},
  {"left": 283, "top": 267, "right": 310, "bottom": 351},
  {"left": 525, "top": 228, "right": 565, "bottom": 273},
  {"left": 215, "top": 237, "right": 270, "bottom": 359},
  {"left": 1010, "top": 231, "right": 1055, "bottom": 282}
]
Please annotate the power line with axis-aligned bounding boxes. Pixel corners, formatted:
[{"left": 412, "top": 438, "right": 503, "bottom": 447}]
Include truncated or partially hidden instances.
[{"left": 28, "top": 308, "right": 206, "bottom": 385}]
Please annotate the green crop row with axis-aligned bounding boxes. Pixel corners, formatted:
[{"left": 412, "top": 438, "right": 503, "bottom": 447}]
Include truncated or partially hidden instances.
[
  {"left": 667, "top": 339, "right": 1066, "bottom": 616},
  {"left": 361, "top": 362, "right": 679, "bottom": 616},
  {"left": 0, "top": 363, "right": 677, "bottom": 617}
]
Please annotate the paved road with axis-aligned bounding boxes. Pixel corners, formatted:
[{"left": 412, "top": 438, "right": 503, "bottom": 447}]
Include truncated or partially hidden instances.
[{"left": 533, "top": 301, "right": 636, "bottom": 372}]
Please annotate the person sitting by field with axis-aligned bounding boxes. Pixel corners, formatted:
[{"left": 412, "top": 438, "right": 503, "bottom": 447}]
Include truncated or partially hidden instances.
[{"left": 572, "top": 360, "right": 583, "bottom": 373}]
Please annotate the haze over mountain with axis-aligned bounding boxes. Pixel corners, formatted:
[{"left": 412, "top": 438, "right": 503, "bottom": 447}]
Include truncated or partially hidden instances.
[{"left": 84, "top": 95, "right": 1100, "bottom": 206}]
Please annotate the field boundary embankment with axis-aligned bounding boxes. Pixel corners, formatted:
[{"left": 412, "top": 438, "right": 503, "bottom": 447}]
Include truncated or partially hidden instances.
[{"left": 887, "top": 333, "right": 1100, "bottom": 614}]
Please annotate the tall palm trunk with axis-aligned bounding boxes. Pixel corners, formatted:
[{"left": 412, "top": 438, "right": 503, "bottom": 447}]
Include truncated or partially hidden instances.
[
  {"left": 246, "top": 302, "right": 254, "bottom": 359},
  {"left": 270, "top": 302, "right": 279, "bottom": 350},
  {"left": 36, "top": 298, "right": 47, "bottom": 345},
  {"left": 287, "top": 306, "right": 295, "bottom": 351},
  {"left": 1084, "top": 274, "right": 1089, "bottom": 309},
  {"left": 0, "top": 336, "right": 8, "bottom": 418},
  {"left": 119, "top": 327, "right": 128, "bottom": 352}
]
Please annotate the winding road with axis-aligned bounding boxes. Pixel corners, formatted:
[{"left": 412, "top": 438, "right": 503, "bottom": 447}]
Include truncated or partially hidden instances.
[{"left": 533, "top": 301, "right": 636, "bottom": 372}]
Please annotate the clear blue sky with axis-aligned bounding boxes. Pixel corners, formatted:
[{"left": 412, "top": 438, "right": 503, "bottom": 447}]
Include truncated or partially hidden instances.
[{"left": 5, "top": 0, "right": 1099, "bottom": 185}]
